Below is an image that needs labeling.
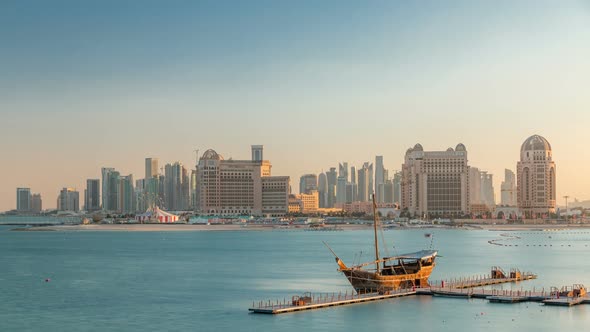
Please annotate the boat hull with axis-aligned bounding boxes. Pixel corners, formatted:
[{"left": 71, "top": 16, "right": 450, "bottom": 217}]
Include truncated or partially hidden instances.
[{"left": 342, "top": 263, "right": 435, "bottom": 293}]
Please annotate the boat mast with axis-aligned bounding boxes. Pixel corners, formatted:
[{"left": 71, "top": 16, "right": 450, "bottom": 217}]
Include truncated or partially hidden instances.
[{"left": 372, "top": 194, "right": 380, "bottom": 273}]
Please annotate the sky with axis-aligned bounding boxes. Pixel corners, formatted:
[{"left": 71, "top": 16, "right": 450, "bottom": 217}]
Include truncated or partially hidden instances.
[{"left": 1, "top": 0, "right": 589, "bottom": 211}]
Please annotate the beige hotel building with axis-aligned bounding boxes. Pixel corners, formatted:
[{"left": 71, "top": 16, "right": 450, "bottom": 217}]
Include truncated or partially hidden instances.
[
  {"left": 401, "top": 143, "right": 470, "bottom": 217},
  {"left": 198, "top": 146, "right": 289, "bottom": 217}
]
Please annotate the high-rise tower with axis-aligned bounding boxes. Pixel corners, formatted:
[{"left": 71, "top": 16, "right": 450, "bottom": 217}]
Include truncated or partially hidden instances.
[
  {"left": 326, "top": 168, "right": 337, "bottom": 208},
  {"left": 501, "top": 169, "right": 517, "bottom": 206},
  {"left": 375, "top": 156, "right": 384, "bottom": 202},
  {"left": 16, "top": 188, "right": 31, "bottom": 212},
  {"left": 85, "top": 179, "right": 100, "bottom": 212},
  {"left": 318, "top": 173, "right": 328, "bottom": 208},
  {"left": 101, "top": 168, "right": 117, "bottom": 211},
  {"left": 299, "top": 174, "right": 318, "bottom": 194},
  {"left": 145, "top": 158, "right": 158, "bottom": 180}
]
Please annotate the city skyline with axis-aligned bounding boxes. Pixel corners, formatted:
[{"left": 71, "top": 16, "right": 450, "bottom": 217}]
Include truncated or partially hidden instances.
[
  {"left": 1, "top": 1, "right": 590, "bottom": 211},
  {"left": 1, "top": 135, "right": 582, "bottom": 212}
]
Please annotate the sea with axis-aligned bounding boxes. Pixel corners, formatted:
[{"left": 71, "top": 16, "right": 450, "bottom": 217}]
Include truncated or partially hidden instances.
[{"left": 1, "top": 224, "right": 589, "bottom": 331}]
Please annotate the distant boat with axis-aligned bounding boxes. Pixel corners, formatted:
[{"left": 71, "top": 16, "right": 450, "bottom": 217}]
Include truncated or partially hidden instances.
[
  {"left": 326, "top": 196, "right": 438, "bottom": 293},
  {"left": 424, "top": 233, "right": 432, "bottom": 238}
]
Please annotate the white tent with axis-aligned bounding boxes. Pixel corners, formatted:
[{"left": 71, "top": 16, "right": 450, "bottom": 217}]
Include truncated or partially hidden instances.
[{"left": 136, "top": 207, "right": 179, "bottom": 223}]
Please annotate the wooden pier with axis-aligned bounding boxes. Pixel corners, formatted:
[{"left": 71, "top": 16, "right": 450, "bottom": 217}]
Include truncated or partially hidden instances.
[
  {"left": 249, "top": 267, "right": 546, "bottom": 314},
  {"left": 249, "top": 266, "right": 590, "bottom": 314},
  {"left": 543, "top": 297, "right": 590, "bottom": 306},
  {"left": 432, "top": 267, "right": 537, "bottom": 289},
  {"left": 420, "top": 285, "right": 590, "bottom": 307},
  {"left": 249, "top": 288, "right": 416, "bottom": 314},
  {"left": 420, "top": 287, "right": 554, "bottom": 301},
  {"left": 488, "top": 295, "right": 529, "bottom": 303}
]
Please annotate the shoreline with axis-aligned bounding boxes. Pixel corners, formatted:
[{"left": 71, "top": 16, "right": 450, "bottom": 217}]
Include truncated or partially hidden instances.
[{"left": 9, "top": 223, "right": 590, "bottom": 232}]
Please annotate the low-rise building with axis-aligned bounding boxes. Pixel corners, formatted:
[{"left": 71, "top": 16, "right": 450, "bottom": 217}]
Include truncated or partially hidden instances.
[
  {"left": 287, "top": 190, "right": 319, "bottom": 214},
  {"left": 31, "top": 194, "right": 42, "bottom": 213}
]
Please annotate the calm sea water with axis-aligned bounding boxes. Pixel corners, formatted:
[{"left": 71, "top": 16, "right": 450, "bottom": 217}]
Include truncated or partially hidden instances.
[{"left": 1, "top": 225, "right": 590, "bottom": 331}]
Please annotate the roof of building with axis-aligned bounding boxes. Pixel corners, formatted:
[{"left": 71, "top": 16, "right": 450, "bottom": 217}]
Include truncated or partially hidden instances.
[
  {"left": 201, "top": 149, "right": 224, "bottom": 160},
  {"left": 521, "top": 135, "right": 551, "bottom": 152}
]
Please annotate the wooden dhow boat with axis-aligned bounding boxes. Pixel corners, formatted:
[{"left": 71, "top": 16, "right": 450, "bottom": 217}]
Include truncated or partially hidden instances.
[{"left": 326, "top": 196, "right": 437, "bottom": 293}]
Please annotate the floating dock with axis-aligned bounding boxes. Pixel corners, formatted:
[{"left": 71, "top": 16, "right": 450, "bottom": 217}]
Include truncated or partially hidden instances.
[
  {"left": 249, "top": 267, "right": 548, "bottom": 314},
  {"left": 421, "top": 285, "right": 590, "bottom": 307},
  {"left": 543, "top": 297, "right": 590, "bottom": 306},
  {"left": 437, "top": 267, "right": 537, "bottom": 289},
  {"left": 249, "top": 289, "right": 416, "bottom": 314},
  {"left": 487, "top": 295, "right": 529, "bottom": 303}
]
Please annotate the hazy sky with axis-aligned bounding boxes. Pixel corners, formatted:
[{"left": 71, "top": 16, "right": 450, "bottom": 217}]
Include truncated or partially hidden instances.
[{"left": 1, "top": 1, "right": 589, "bottom": 211}]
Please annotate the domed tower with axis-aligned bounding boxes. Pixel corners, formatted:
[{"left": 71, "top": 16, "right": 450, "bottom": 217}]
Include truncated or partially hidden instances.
[{"left": 517, "top": 135, "right": 556, "bottom": 218}]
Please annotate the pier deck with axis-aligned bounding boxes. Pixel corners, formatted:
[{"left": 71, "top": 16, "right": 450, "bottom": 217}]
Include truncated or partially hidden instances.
[
  {"left": 436, "top": 271, "right": 537, "bottom": 289},
  {"left": 487, "top": 295, "right": 529, "bottom": 303},
  {"left": 543, "top": 297, "right": 590, "bottom": 306},
  {"left": 249, "top": 289, "right": 416, "bottom": 314},
  {"left": 421, "top": 287, "right": 590, "bottom": 306},
  {"left": 249, "top": 268, "right": 589, "bottom": 314}
]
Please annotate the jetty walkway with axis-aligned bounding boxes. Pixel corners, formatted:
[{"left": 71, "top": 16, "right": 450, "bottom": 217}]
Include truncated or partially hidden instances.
[
  {"left": 249, "top": 288, "right": 416, "bottom": 314},
  {"left": 249, "top": 268, "right": 585, "bottom": 314}
]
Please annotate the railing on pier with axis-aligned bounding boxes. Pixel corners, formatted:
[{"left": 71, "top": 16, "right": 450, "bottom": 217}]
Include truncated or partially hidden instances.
[
  {"left": 250, "top": 267, "right": 547, "bottom": 314},
  {"left": 251, "top": 287, "right": 415, "bottom": 312},
  {"left": 428, "top": 285, "right": 553, "bottom": 299},
  {"left": 428, "top": 270, "right": 537, "bottom": 289}
]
